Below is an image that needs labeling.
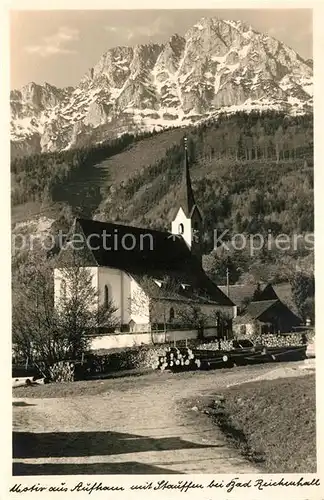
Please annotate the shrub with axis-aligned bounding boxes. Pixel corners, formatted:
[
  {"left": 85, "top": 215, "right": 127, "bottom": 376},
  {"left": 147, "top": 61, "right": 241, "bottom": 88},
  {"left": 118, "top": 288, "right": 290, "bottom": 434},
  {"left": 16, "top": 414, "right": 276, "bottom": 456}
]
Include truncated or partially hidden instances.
[
  {"left": 49, "top": 361, "right": 75, "bottom": 382},
  {"left": 76, "top": 345, "right": 166, "bottom": 378}
]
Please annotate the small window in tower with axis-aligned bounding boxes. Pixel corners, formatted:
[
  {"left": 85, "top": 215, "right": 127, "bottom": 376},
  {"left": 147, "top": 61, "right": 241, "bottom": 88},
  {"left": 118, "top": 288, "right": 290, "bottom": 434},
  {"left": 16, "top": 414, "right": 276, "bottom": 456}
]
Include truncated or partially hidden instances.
[
  {"left": 169, "top": 307, "right": 175, "bottom": 322},
  {"left": 178, "top": 223, "right": 184, "bottom": 234},
  {"left": 104, "top": 285, "right": 109, "bottom": 309}
]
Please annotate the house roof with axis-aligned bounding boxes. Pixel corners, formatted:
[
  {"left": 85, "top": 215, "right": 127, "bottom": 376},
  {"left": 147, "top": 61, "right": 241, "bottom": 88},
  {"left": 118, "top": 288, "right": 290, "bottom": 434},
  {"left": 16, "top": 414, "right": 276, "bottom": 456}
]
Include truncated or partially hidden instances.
[
  {"left": 233, "top": 297, "right": 301, "bottom": 325},
  {"left": 58, "top": 217, "right": 234, "bottom": 307},
  {"left": 272, "top": 282, "right": 297, "bottom": 313},
  {"left": 218, "top": 282, "right": 295, "bottom": 309},
  {"left": 245, "top": 299, "right": 279, "bottom": 318},
  {"left": 233, "top": 299, "right": 279, "bottom": 323},
  {"left": 218, "top": 284, "right": 268, "bottom": 308}
]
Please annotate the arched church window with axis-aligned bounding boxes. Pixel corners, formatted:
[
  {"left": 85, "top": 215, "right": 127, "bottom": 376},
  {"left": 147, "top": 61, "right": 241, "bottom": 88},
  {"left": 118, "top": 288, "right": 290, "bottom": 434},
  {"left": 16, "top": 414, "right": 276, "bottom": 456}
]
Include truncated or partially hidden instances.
[
  {"left": 104, "top": 285, "right": 109, "bottom": 309},
  {"left": 178, "top": 223, "right": 184, "bottom": 234},
  {"left": 169, "top": 307, "right": 175, "bottom": 322}
]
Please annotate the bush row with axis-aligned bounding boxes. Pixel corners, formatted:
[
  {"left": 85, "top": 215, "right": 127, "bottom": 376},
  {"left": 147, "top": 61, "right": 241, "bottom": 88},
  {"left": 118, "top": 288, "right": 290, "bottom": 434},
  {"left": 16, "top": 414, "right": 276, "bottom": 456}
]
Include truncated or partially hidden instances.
[
  {"left": 79, "top": 345, "right": 166, "bottom": 377},
  {"left": 47, "top": 345, "right": 166, "bottom": 382}
]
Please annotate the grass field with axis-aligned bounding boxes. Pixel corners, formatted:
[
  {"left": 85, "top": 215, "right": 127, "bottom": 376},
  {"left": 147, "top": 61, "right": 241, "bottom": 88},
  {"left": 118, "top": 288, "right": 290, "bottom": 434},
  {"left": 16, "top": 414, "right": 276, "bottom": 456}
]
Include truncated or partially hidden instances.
[{"left": 206, "top": 374, "right": 316, "bottom": 473}]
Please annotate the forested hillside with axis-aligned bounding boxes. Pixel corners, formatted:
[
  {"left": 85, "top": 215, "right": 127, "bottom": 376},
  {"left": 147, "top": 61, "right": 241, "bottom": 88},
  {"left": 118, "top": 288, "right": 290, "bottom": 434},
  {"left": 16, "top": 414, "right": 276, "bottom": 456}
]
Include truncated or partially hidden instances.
[
  {"left": 98, "top": 111, "right": 313, "bottom": 236},
  {"left": 11, "top": 110, "right": 313, "bottom": 284},
  {"left": 11, "top": 130, "right": 158, "bottom": 207}
]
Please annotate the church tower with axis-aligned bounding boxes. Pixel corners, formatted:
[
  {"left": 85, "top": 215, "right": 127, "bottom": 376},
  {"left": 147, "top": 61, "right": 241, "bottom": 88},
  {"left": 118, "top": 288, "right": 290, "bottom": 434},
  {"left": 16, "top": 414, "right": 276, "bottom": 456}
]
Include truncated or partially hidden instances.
[{"left": 171, "top": 137, "right": 203, "bottom": 265}]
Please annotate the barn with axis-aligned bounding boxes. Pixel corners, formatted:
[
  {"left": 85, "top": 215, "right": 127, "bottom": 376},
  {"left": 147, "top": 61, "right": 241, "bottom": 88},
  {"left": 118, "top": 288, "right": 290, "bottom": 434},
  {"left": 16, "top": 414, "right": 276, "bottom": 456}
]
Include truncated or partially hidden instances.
[
  {"left": 223, "top": 283, "right": 302, "bottom": 337},
  {"left": 233, "top": 297, "right": 302, "bottom": 337}
]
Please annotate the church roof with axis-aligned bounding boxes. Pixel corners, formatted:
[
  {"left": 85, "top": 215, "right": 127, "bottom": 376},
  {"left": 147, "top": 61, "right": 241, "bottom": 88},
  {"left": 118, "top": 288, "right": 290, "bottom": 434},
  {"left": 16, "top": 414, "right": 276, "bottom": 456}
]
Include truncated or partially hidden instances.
[
  {"left": 58, "top": 217, "right": 233, "bottom": 307},
  {"left": 73, "top": 218, "right": 192, "bottom": 270},
  {"left": 177, "top": 137, "right": 202, "bottom": 219},
  {"left": 131, "top": 267, "right": 234, "bottom": 306}
]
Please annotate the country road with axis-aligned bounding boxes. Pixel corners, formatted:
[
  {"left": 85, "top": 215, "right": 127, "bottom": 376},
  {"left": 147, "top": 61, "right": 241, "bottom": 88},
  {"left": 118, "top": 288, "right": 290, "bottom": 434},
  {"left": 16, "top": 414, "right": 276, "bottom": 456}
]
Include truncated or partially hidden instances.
[{"left": 12, "top": 362, "right": 312, "bottom": 475}]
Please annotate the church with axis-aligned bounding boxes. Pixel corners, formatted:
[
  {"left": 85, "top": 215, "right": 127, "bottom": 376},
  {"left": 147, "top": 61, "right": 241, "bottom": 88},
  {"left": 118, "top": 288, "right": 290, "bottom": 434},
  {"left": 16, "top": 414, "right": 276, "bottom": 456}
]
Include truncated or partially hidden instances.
[{"left": 54, "top": 138, "right": 236, "bottom": 338}]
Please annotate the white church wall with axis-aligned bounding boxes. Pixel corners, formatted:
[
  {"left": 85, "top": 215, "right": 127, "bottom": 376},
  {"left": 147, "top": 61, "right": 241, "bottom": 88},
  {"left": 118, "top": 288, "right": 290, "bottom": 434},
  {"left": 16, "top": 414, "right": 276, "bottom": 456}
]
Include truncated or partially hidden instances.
[
  {"left": 98, "top": 267, "right": 133, "bottom": 324},
  {"left": 122, "top": 273, "right": 132, "bottom": 324},
  {"left": 98, "top": 270, "right": 150, "bottom": 329},
  {"left": 55, "top": 266, "right": 151, "bottom": 329},
  {"left": 129, "top": 278, "right": 150, "bottom": 330}
]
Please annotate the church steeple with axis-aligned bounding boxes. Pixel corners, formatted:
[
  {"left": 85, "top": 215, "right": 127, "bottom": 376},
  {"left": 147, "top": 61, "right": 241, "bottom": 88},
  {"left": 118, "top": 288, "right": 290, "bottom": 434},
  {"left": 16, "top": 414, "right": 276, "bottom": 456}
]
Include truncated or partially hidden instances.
[
  {"left": 179, "top": 137, "right": 196, "bottom": 217},
  {"left": 171, "top": 137, "right": 203, "bottom": 265}
]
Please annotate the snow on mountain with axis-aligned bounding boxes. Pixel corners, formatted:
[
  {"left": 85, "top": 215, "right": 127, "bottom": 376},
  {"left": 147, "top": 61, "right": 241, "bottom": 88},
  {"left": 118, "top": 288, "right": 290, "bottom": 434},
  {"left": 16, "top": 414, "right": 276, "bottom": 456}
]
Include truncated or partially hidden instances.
[{"left": 11, "top": 17, "right": 313, "bottom": 157}]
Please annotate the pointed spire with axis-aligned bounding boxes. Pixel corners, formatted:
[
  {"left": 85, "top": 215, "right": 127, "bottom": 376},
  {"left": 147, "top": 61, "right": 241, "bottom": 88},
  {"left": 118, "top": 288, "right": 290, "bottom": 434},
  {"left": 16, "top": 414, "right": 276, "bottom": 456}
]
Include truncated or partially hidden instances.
[{"left": 179, "top": 136, "right": 196, "bottom": 217}]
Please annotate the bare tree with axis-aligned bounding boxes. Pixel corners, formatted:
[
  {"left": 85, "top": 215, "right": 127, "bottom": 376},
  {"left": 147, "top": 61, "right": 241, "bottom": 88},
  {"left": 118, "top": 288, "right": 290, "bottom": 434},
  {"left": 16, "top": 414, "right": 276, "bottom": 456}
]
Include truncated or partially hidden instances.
[
  {"left": 56, "top": 264, "right": 118, "bottom": 359},
  {"left": 12, "top": 253, "right": 118, "bottom": 373},
  {"left": 177, "top": 304, "right": 209, "bottom": 340},
  {"left": 209, "top": 309, "right": 232, "bottom": 347},
  {"left": 12, "top": 257, "right": 55, "bottom": 366}
]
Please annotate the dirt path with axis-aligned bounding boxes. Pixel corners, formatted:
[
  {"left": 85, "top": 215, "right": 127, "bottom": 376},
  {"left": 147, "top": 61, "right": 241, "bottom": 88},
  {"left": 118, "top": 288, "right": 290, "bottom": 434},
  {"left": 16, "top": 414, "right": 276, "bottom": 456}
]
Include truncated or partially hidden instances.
[{"left": 13, "top": 362, "right": 312, "bottom": 475}]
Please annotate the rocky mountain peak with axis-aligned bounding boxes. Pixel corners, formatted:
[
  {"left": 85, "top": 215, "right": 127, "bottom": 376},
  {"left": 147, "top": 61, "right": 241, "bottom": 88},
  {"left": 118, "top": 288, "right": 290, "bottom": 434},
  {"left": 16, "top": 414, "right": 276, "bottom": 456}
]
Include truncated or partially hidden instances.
[{"left": 11, "top": 17, "right": 313, "bottom": 157}]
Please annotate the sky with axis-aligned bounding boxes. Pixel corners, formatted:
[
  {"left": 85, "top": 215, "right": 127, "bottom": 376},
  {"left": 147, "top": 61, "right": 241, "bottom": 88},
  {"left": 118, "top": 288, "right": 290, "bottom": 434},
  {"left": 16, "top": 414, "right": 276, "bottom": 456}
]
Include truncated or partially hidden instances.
[{"left": 10, "top": 9, "right": 313, "bottom": 89}]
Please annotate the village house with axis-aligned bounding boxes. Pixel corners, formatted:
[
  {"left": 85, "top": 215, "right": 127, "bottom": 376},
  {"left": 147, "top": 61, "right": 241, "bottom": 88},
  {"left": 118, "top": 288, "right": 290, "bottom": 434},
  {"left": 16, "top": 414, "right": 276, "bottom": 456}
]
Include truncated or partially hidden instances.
[
  {"left": 220, "top": 283, "right": 302, "bottom": 337},
  {"left": 54, "top": 138, "right": 236, "bottom": 343}
]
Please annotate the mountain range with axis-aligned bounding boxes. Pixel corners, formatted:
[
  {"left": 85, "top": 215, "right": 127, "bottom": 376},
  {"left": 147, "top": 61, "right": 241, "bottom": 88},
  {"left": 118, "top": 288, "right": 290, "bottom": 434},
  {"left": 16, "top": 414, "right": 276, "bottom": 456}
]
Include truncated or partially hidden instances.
[{"left": 11, "top": 17, "right": 313, "bottom": 157}]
